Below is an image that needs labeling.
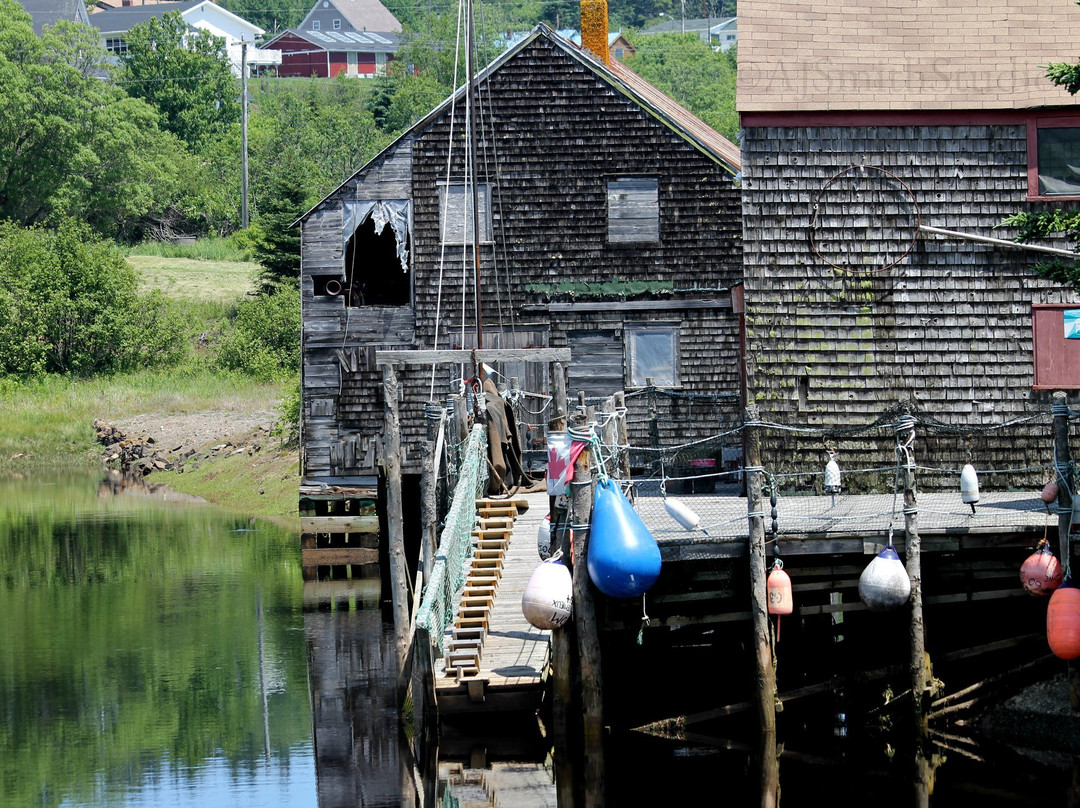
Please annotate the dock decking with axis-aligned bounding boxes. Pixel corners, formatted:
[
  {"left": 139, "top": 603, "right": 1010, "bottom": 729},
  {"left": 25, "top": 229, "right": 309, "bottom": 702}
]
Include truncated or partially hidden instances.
[{"left": 435, "top": 491, "right": 553, "bottom": 716}]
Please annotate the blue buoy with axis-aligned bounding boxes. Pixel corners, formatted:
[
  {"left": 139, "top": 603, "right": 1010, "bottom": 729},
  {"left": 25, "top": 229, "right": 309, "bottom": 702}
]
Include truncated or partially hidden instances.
[{"left": 587, "top": 478, "right": 662, "bottom": 598}]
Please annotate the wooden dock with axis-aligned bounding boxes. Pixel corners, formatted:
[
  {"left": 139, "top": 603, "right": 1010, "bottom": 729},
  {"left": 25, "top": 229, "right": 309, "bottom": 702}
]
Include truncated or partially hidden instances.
[{"left": 435, "top": 491, "right": 552, "bottom": 716}]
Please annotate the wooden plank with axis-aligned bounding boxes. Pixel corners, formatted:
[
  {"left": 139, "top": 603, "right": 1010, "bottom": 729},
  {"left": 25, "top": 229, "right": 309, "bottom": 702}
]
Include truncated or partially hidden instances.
[
  {"left": 300, "top": 515, "right": 379, "bottom": 533},
  {"left": 301, "top": 547, "right": 379, "bottom": 565},
  {"left": 375, "top": 348, "right": 571, "bottom": 366}
]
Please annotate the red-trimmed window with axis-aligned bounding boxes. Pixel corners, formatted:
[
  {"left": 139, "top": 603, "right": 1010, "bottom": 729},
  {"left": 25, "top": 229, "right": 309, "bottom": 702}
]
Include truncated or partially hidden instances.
[
  {"left": 1028, "top": 114, "right": 1080, "bottom": 200},
  {"left": 1032, "top": 304, "right": 1080, "bottom": 389}
]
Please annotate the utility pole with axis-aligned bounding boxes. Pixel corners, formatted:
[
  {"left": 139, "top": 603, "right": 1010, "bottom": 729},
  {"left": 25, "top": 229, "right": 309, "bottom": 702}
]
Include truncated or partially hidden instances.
[{"left": 241, "top": 40, "right": 250, "bottom": 229}]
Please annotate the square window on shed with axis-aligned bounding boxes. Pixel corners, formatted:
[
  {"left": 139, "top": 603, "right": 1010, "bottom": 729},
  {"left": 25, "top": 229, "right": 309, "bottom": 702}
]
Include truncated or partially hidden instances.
[
  {"left": 1028, "top": 116, "right": 1080, "bottom": 198},
  {"left": 625, "top": 325, "right": 679, "bottom": 387},
  {"left": 439, "top": 183, "right": 491, "bottom": 245},
  {"left": 1032, "top": 304, "right": 1080, "bottom": 388},
  {"left": 608, "top": 177, "right": 659, "bottom": 244}
]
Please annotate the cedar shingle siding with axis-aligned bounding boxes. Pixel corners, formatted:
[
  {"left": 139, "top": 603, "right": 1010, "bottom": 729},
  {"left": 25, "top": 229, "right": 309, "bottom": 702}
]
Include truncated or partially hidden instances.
[
  {"left": 299, "top": 29, "right": 742, "bottom": 480},
  {"left": 740, "top": 120, "right": 1080, "bottom": 485}
]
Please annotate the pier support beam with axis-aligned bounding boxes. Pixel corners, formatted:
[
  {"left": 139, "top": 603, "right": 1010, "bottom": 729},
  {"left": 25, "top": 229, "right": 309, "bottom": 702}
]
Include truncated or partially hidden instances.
[
  {"left": 1052, "top": 391, "right": 1080, "bottom": 707},
  {"left": 382, "top": 362, "right": 411, "bottom": 705},
  {"left": 897, "top": 410, "right": 929, "bottom": 730},
  {"left": 744, "top": 405, "right": 777, "bottom": 734}
]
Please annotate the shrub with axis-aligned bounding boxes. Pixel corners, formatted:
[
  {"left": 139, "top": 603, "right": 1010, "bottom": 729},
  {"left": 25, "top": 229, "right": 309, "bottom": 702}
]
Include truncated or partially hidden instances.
[
  {"left": 215, "top": 285, "right": 300, "bottom": 381},
  {"left": 0, "top": 220, "right": 186, "bottom": 375},
  {"left": 272, "top": 375, "right": 301, "bottom": 448}
]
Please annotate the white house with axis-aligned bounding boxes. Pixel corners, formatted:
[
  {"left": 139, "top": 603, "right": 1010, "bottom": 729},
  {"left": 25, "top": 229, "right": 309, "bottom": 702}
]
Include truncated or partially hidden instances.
[{"left": 88, "top": 0, "right": 280, "bottom": 73}]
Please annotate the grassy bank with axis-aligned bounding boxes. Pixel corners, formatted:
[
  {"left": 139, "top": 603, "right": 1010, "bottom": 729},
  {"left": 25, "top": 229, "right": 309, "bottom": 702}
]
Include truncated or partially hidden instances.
[{"left": 0, "top": 371, "right": 285, "bottom": 476}]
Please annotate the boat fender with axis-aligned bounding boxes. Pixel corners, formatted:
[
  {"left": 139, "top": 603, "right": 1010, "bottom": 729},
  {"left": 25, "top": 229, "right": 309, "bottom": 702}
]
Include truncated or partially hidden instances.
[
  {"left": 1020, "top": 540, "right": 1063, "bottom": 596},
  {"left": 664, "top": 497, "right": 702, "bottom": 532},
  {"left": 824, "top": 452, "right": 841, "bottom": 494},
  {"left": 1042, "top": 480, "right": 1059, "bottom": 504},
  {"left": 858, "top": 545, "right": 911, "bottom": 611},
  {"left": 522, "top": 557, "right": 573, "bottom": 630},
  {"left": 537, "top": 513, "right": 552, "bottom": 560},
  {"left": 960, "top": 463, "right": 980, "bottom": 513},
  {"left": 1048, "top": 579, "right": 1080, "bottom": 660},
  {"left": 767, "top": 559, "right": 793, "bottom": 616},
  {"left": 587, "top": 478, "right": 662, "bottom": 599}
]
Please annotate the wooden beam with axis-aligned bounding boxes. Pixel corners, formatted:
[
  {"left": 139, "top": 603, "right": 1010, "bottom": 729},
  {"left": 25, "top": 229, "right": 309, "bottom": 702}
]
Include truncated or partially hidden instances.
[
  {"left": 523, "top": 298, "right": 733, "bottom": 313},
  {"left": 375, "top": 348, "right": 571, "bottom": 366},
  {"left": 299, "top": 515, "right": 379, "bottom": 533},
  {"left": 301, "top": 547, "right": 379, "bottom": 566}
]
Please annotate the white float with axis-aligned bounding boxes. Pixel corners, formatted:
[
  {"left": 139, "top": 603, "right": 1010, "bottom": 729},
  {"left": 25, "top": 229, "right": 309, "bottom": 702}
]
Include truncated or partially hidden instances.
[{"left": 521, "top": 557, "right": 573, "bottom": 629}]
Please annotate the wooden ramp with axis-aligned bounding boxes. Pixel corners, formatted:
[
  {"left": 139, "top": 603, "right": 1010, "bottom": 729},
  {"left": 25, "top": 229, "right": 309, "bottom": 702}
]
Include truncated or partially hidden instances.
[{"left": 435, "top": 491, "right": 552, "bottom": 716}]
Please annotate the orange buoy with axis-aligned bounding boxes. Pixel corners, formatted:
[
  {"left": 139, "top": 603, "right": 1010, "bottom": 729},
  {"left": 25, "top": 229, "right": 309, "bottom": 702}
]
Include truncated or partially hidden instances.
[
  {"left": 1042, "top": 480, "right": 1059, "bottom": 504},
  {"left": 767, "top": 559, "right": 793, "bottom": 616},
  {"left": 1020, "top": 539, "right": 1063, "bottom": 596},
  {"left": 1047, "top": 579, "right": 1080, "bottom": 660}
]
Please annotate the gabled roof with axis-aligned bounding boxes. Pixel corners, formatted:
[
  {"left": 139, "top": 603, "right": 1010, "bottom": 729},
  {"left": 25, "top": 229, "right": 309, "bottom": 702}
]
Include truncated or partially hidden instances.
[
  {"left": 738, "top": 0, "right": 1080, "bottom": 113},
  {"left": 17, "top": 0, "right": 90, "bottom": 35},
  {"left": 297, "top": 25, "right": 739, "bottom": 225},
  {"left": 265, "top": 27, "right": 398, "bottom": 52},
  {"left": 87, "top": 0, "right": 196, "bottom": 32},
  {"left": 640, "top": 16, "right": 735, "bottom": 35},
  {"left": 298, "top": 0, "right": 401, "bottom": 34}
]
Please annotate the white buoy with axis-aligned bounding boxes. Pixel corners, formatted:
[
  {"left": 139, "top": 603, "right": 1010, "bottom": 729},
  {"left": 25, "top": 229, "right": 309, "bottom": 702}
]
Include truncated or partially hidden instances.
[
  {"left": 960, "top": 463, "right": 980, "bottom": 514},
  {"left": 664, "top": 497, "right": 702, "bottom": 531},
  {"left": 824, "top": 452, "right": 841, "bottom": 496},
  {"left": 858, "top": 546, "right": 911, "bottom": 611},
  {"left": 537, "top": 513, "right": 552, "bottom": 560},
  {"left": 521, "top": 557, "right": 573, "bottom": 629}
]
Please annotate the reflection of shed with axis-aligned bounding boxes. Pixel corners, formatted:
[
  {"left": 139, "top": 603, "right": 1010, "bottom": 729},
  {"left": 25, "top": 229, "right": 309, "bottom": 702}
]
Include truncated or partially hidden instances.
[
  {"left": 295, "top": 24, "right": 743, "bottom": 489},
  {"left": 737, "top": 0, "right": 1080, "bottom": 478}
]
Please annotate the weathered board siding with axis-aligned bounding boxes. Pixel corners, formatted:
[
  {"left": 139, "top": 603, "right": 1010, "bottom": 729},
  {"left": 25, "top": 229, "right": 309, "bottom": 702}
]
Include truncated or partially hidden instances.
[
  {"left": 740, "top": 121, "right": 1080, "bottom": 483},
  {"left": 300, "top": 33, "right": 742, "bottom": 480}
]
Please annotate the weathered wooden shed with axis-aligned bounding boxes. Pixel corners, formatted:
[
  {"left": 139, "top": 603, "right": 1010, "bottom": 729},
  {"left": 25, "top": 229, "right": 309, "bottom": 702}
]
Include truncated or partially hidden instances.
[
  {"left": 295, "top": 24, "right": 743, "bottom": 514},
  {"left": 736, "top": 0, "right": 1080, "bottom": 482}
]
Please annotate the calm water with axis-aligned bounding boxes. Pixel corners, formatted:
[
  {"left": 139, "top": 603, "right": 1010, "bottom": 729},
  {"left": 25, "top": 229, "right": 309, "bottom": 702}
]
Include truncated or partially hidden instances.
[{"left": 2, "top": 474, "right": 1076, "bottom": 807}]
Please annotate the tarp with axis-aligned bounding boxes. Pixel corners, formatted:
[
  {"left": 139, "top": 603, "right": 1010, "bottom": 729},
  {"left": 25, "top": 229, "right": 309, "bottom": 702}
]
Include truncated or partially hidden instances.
[{"left": 341, "top": 199, "right": 410, "bottom": 272}]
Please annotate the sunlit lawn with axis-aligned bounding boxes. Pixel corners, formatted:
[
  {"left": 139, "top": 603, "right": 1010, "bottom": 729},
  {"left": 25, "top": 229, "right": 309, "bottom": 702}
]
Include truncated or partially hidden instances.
[{"left": 127, "top": 255, "right": 260, "bottom": 303}]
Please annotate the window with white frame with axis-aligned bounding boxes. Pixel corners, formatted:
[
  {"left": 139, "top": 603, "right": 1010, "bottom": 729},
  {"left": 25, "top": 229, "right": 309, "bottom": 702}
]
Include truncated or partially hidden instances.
[
  {"left": 625, "top": 325, "right": 679, "bottom": 387},
  {"left": 105, "top": 37, "right": 128, "bottom": 54},
  {"left": 607, "top": 177, "right": 659, "bottom": 244},
  {"left": 439, "top": 183, "right": 491, "bottom": 244},
  {"left": 312, "top": 19, "right": 321, "bottom": 30}
]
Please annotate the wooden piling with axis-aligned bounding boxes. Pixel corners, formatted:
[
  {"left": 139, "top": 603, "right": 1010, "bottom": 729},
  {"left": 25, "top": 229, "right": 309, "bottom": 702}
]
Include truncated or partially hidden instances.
[
  {"left": 381, "top": 362, "right": 411, "bottom": 704},
  {"left": 1052, "top": 390, "right": 1080, "bottom": 708},
  {"left": 614, "top": 391, "right": 630, "bottom": 480},
  {"left": 897, "top": 410, "right": 929, "bottom": 729},
  {"left": 547, "top": 362, "right": 576, "bottom": 808},
  {"left": 570, "top": 409, "right": 604, "bottom": 807},
  {"left": 744, "top": 405, "right": 776, "bottom": 734}
]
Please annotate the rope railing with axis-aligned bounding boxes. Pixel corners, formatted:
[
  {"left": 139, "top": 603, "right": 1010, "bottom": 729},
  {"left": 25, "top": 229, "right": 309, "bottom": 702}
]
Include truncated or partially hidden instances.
[{"left": 416, "top": 424, "right": 489, "bottom": 654}]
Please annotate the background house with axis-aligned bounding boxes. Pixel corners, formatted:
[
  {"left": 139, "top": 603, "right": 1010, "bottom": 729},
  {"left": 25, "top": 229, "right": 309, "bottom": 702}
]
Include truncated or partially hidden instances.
[
  {"left": 294, "top": 24, "right": 742, "bottom": 484},
  {"left": 737, "top": 0, "right": 1080, "bottom": 480},
  {"left": 639, "top": 15, "right": 737, "bottom": 52},
  {"left": 88, "top": 0, "right": 280, "bottom": 73},
  {"left": 16, "top": 0, "right": 89, "bottom": 35},
  {"left": 265, "top": 0, "right": 400, "bottom": 78}
]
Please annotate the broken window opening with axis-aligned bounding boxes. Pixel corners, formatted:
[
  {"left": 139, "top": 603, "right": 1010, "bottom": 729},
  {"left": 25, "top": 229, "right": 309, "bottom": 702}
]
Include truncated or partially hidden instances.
[{"left": 344, "top": 216, "right": 411, "bottom": 307}]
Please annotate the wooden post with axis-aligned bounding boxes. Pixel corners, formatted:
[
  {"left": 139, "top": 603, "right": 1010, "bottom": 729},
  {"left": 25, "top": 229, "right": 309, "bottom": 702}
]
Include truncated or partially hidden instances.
[
  {"left": 547, "top": 362, "right": 576, "bottom": 808},
  {"left": 419, "top": 441, "right": 437, "bottom": 586},
  {"left": 744, "top": 404, "right": 776, "bottom": 734},
  {"left": 1052, "top": 391, "right": 1080, "bottom": 707},
  {"left": 646, "top": 379, "right": 660, "bottom": 451},
  {"left": 897, "top": 410, "right": 928, "bottom": 730},
  {"left": 570, "top": 409, "right": 604, "bottom": 807},
  {"left": 614, "top": 391, "right": 630, "bottom": 480},
  {"left": 382, "top": 362, "right": 411, "bottom": 704}
]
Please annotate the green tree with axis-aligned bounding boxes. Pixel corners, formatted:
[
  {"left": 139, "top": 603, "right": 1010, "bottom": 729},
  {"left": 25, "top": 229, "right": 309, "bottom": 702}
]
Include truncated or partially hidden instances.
[
  {"left": 0, "top": 1, "right": 190, "bottom": 238},
  {"left": 624, "top": 32, "right": 738, "bottom": 141},
  {"left": 0, "top": 220, "right": 184, "bottom": 376},
  {"left": 249, "top": 159, "right": 310, "bottom": 291},
  {"left": 118, "top": 12, "right": 239, "bottom": 150}
]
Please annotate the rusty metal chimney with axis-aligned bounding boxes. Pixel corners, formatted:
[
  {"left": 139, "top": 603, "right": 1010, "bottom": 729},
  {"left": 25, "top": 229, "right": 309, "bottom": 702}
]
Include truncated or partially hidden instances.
[{"left": 580, "top": 0, "right": 609, "bottom": 64}]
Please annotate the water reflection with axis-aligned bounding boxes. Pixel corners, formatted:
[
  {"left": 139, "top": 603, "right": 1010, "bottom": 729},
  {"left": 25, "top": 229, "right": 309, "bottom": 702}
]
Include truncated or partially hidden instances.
[{"left": 3, "top": 474, "right": 1079, "bottom": 808}]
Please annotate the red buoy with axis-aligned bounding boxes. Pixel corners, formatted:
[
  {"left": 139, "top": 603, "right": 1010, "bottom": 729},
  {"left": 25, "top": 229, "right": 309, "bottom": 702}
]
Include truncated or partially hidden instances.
[
  {"left": 767, "top": 559, "right": 793, "bottom": 616},
  {"left": 1020, "top": 539, "right": 1063, "bottom": 596},
  {"left": 1041, "top": 480, "right": 1059, "bottom": 504},
  {"left": 1047, "top": 580, "right": 1080, "bottom": 660}
]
